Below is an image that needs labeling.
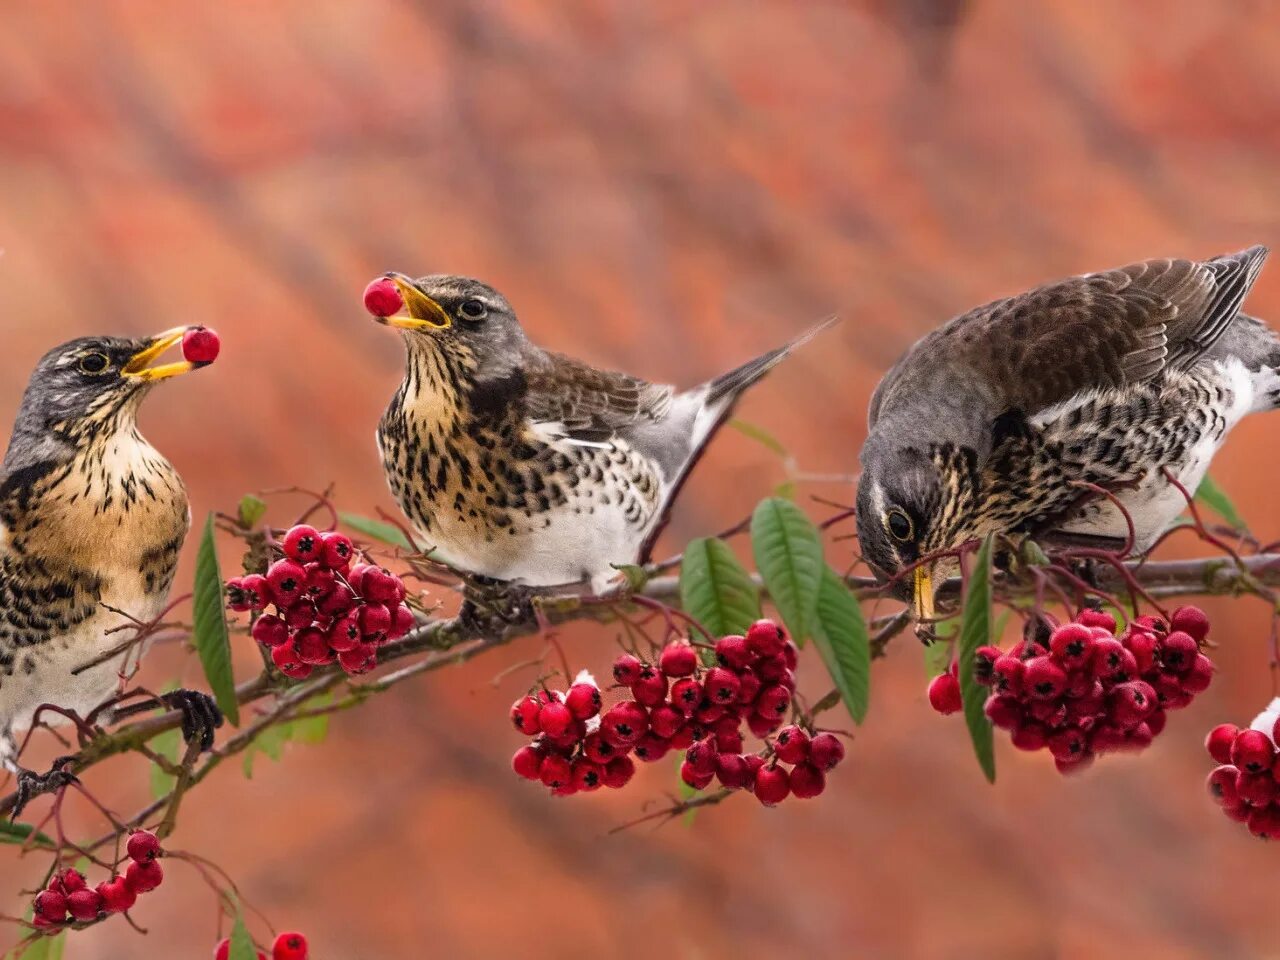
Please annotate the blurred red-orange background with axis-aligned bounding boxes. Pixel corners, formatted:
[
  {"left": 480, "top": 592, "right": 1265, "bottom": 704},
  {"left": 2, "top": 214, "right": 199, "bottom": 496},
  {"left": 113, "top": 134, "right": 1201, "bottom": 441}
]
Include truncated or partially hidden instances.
[{"left": 3, "top": 2, "right": 1280, "bottom": 957}]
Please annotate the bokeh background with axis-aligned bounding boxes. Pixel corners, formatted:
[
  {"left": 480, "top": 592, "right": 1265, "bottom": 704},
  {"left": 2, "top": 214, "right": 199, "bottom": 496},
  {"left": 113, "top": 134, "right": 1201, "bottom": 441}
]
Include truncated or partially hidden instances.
[{"left": 2, "top": 1, "right": 1280, "bottom": 957}]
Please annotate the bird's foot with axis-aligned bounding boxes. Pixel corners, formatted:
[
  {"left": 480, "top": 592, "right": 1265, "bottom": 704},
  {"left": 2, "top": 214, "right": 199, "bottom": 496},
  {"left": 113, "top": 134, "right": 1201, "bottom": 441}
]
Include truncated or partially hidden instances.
[
  {"left": 161, "top": 690, "right": 224, "bottom": 754},
  {"left": 458, "top": 575, "right": 536, "bottom": 636},
  {"left": 11, "top": 756, "right": 78, "bottom": 820}
]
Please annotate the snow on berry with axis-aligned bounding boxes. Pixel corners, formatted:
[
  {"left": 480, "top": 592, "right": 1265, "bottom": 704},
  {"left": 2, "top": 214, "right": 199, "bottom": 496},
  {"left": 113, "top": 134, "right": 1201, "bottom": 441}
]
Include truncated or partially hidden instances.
[{"left": 1202, "top": 697, "right": 1280, "bottom": 839}]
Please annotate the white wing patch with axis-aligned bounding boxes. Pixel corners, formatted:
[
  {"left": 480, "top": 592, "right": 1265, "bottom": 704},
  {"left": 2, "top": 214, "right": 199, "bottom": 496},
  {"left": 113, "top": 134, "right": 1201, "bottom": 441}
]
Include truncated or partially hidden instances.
[{"left": 528, "top": 419, "right": 615, "bottom": 450}]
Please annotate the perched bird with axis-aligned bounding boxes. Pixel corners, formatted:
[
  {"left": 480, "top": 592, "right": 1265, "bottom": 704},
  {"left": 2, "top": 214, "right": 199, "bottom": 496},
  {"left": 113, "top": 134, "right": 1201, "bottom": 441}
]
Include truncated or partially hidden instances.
[
  {"left": 373, "top": 273, "right": 832, "bottom": 596},
  {"left": 0, "top": 329, "right": 221, "bottom": 815},
  {"left": 856, "top": 246, "right": 1276, "bottom": 622}
]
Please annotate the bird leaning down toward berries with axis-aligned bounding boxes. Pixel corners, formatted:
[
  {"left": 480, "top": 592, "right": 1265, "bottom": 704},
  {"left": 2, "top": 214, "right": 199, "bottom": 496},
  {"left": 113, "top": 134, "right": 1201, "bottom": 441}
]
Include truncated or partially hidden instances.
[
  {"left": 0, "top": 328, "right": 223, "bottom": 816},
  {"left": 365, "top": 273, "right": 834, "bottom": 618},
  {"left": 856, "top": 246, "right": 1278, "bottom": 627}
]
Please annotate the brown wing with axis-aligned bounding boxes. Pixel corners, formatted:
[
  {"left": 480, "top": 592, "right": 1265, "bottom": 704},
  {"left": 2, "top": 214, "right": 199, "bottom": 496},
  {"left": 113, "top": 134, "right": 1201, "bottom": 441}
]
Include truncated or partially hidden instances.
[
  {"left": 869, "top": 246, "right": 1267, "bottom": 432},
  {"left": 523, "top": 350, "right": 673, "bottom": 442}
]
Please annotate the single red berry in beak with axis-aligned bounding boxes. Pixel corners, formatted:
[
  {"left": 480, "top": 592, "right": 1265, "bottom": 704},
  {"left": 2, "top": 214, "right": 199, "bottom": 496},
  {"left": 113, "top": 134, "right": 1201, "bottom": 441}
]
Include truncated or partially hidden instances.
[
  {"left": 363, "top": 277, "right": 404, "bottom": 317},
  {"left": 182, "top": 326, "right": 221, "bottom": 364}
]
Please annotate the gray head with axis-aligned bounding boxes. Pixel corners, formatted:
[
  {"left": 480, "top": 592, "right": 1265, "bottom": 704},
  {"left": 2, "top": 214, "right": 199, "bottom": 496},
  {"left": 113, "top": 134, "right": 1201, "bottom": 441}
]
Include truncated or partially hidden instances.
[
  {"left": 3, "top": 328, "right": 204, "bottom": 475},
  {"left": 373, "top": 273, "right": 531, "bottom": 378},
  {"left": 855, "top": 441, "right": 953, "bottom": 617}
]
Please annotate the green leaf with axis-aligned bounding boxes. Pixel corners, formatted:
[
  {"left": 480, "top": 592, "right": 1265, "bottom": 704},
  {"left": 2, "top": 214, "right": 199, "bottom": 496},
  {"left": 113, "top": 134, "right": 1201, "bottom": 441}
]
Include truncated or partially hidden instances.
[
  {"left": 810, "top": 566, "right": 871, "bottom": 723},
  {"left": 679, "top": 537, "right": 761, "bottom": 644},
  {"left": 0, "top": 821, "right": 55, "bottom": 850},
  {"left": 292, "top": 693, "right": 333, "bottom": 745},
  {"left": 237, "top": 494, "right": 268, "bottom": 529},
  {"left": 957, "top": 535, "right": 996, "bottom": 784},
  {"left": 339, "top": 512, "right": 412, "bottom": 550},
  {"left": 611, "top": 563, "right": 650, "bottom": 593},
  {"left": 149, "top": 726, "right": 181, "bottom": 800},
  {"left": 1195, "top": 475, "right": 1247, "bottom": 530},
  {"left": 18, "top": 933, "right": 65, "bottom": 960},
  {"left": 729, "top": 418, "right": 789, "bottom": 459},
  {"left": 192, "top": 513, "right": 240, "bottom": 727},
  {"left": 229, "top": 909, "right": 256, "bottom": 960},
  {"left": 751, "top": 497, "right": 825, "bottom": 643}
]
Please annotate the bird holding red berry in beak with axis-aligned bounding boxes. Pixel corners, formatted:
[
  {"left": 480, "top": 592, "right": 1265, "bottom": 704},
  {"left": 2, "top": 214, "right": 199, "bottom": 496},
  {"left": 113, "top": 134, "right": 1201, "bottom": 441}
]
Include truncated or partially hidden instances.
[
  {"left": 0, "top": 327, "right": 222, "bottom": 816},
  {"left": 365, "top": 273, "right": 832, "bottom": 614},
  {"left": 856, "top": 245, "right": 1277, "bottom": 629}
]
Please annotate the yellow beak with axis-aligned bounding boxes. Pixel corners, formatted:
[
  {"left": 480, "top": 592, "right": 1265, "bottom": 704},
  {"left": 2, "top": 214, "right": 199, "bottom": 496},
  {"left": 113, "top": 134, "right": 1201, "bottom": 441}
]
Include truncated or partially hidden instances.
[
  {"left": 380, "top": 274, "right": 451, "bottom": 331},
  {"left": 913, "top": 565, "right": 935, "bottom": 624},
  {"left": 122, "top": 327, "right": 196, "bottom": 382}
]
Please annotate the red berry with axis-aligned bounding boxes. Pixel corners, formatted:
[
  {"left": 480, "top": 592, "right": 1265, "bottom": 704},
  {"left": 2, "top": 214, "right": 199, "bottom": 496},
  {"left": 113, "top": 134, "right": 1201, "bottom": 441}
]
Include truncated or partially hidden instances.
[
  {"left": 282, "top": 525, "right": 322, "bottom": 563},
  {"left": 1169, "top": 605, "right": 1210, "bottom": 643},
  {"left": 649, "top": 703, "right": 684, "bottom": 740},
  {"left": 181, "top": 325, "right": 221, "bottom": 364},
  {"left": 630, "top": 666, "right": 669, "bottom": 707},
  {"left": 1231, "top": 729, "right": 1276, "bottom": 774},
  {"left": 336, "top": 644, "right": 377, "bottom": 675},
  {"left": 358, "top": 603, "right": 393, "bottom": 643},
  {"left": 669, "top": 678, "right": 703, "bottom": 716},
  {"left": 984, "top": 694, "right": 1022, "bottom": 730},
  {"left": 266, "top": 559, "right": 307, "bottom": 606},
  {"left": 782, "top": 639, "right": 799, "bottom": 670},
  {"left": 127, "top": 830, "right": 162, "bottom": 863},
  {"left": 658, "top": 641, "right": 698, "bottom": 678},
  {"left": 746, "top": 619, "right": 786, "bottom": 657},
  {"left": 314, "top": 530, "right": 354, "bottom": 569},
  {"left": 927, "top": 672, "right": 962, "bottom": 715},
  {"left": 363, "top": 277, "right": 404, "bottom": 317},
  {"left": 1090, "top": 638, "right": 1136, "bottom": 682},
  {"left": 668, "top": 723, "right": 696, "bottom": 750},
  {"left": 539, "top": 755, "right": 573, "bottom": 790},
  {"left": 972, "top": 645, "right": 1002, "bottom": 685},
  {"left": 1206, "top": 765, "right": 1240, "bottom": 806},
  {"left": 96, "top": 878, "right": 137, "bottom": 914},
  {"left": 1222, "top": 801, "right": 1252, "bottom": 824},
  {"left": 303, "top": 566, "right": 338, "bottom": 600},
  {"left": 773, "top": 724, "right": 810, "bottom": 764},
  {"left": 789, "top": 762, "right": 826, "bottom": 799},
  {"left": 571, "top": 759, "right": 604, "bottom": 791},
  {"left": 714, "top": 752, "right": 752, "bottom": 789},
  {"left": 1160, "top": 630, "right": 1198, "bottom": 674},
  {"left": 990, "top": 656, "right": 1025, "bottom": 695},
  {"left": 125, "top": 859, "right": 164, "bottom": 894},
  {"left": 1075, "top": 609, "right": 1116, "bottom": 632},
  {"left": 1047, "top": 727, "right": 1088, "bottom": 763},
  {"left": 1181, "top": 654, "right": 1215, "bottom": 694},
  {"left": 273, "top": 932, "right": 309, "bottom": 960},
  {"left": 704, "top": 667, "right": 741, "bottom": 704},
  {"left": 239, "top": 575, "right": 270, "bottom": 611},
  {"left": 249, "top": 614, "right": 287, "bottom": 649},
  {"left": 1146, "top": 707, "right": 1168, "bottom": 737},
  {"left": 1206, "top": 723, "right": 1239, "bottom": 764},
  {"left": 283, "top": 600, "right": 318, "bottom": 630},
  {"left": 66, "top": 888, "right": 102, "bottom": 922},
  {"left": 632, "top": 733, "right": 672, "bottom": 763},
  {"left": 1054, "top": 754, "right": 1095, "bottom": 776},
  {"left": 581, "top": 733, "right": 616, "bottom": 764},
  {"left": 753, "top": 764, "right": 791, "bottom": 805},
  {"left": 362, "top": 568, "right": 404, "bottom": 604},
  {"left": 735, "top": 669, "right": 763, "bottom": 705},
  {"left": 294, "top": 627, "right": 333, "bottom": 665},
  {"left": 536, "top": 700, "right": 573, "bottom": 738},
  {"left": 612, "top": 653, "right": 644, "bottom": 685},
  {"left": 51, "top": 868, "right": 86, "bottom": 894},
  {"left": 747, "top": 711, "right": 781, "bottom": 738},
  {"left": 510, "top": 695, "right": 542, "bottom": 735},
  {"left": 1124, "top": 628, "right": 1158, "bottom": 673},
  {"left": 511, "top": 745, "right": 543, "bottom": 781},
  {"left": 715, "top": 634, "right": 755, "bottom": 670},
  {"left": 1010, "top": 721, "right": 1049, "bottom": 751},
  {"left": 1236, "top": 770, "right": 1277, "bottom": 806},
  {"left": 271, "top": 643, "right": 312, "bottom": 680},
  {"left": 808, "top": 732, "right": 845, "bottom": 771},
  {"left": 754, "top": 683, "right": 792, "bottom": 719},
  {"left": 1023, "top": 656, "right": 1067, "bottom": 700},
  {"left": 602, "top": 755, "right": 636, "bottom": 789},
  {"left": 388, "top": 603, "right": 416, "bottom": 640},
  {"left": 680, "top": 760, "right": 715, "bottom": 790},
  {"left": 33, "top": 890, "right": 67, "bottom": 922},
  {"left": 599, "top": 701, "right": 648, "bottom": 747},
  {"left": 1109, "top": 681, "right": 1157, "bottom": 728},
  {"left": 1049, "top": 623, "right": 1095, "bottom": 668},
  {"left": 1247, "top": 805, "right": 1280, "bottom": 840},
  {"left": 685, "top": 739, "right": 718, "bottom": 776}
]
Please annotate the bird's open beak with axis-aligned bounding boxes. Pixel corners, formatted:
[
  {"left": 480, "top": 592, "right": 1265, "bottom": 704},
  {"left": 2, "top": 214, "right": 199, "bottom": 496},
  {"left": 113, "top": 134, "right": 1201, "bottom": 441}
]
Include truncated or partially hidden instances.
[
  {"left": 122, "top": 327, "right": 196, "bottom": 382},
  {"left": 913, "top": 564, "right": 936, "bottom": 624},
  {"left": 380, "top": 274, "right": 451, "bottom": 331}
]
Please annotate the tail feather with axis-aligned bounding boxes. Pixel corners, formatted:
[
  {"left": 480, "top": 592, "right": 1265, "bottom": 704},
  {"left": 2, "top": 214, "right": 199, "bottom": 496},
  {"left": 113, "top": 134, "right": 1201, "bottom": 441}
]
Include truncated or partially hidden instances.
[{"left": 705, "top": 315, "right": 838, "bottom": 408}]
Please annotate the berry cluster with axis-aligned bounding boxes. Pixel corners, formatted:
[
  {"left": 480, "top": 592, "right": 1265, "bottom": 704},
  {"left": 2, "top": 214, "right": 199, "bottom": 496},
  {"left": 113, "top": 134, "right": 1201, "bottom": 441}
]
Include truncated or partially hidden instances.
[
  {"left": 214, "top": 930, "right": 309, "bottom": 960},
  {"left": 30, "top": 831, "right": 164, "bottom": 930},
  {"left": 930, "top": 606, "right": 1214, "bottom": 774},
  {"left": 510, "top": 620, "right": 845, "bottom": 806},
  {"left": 1205, "top": 698, "right": 1280, "bottom": 839},
  {"left": 227, "top": 524, "right": 416, "bottom": 680}
]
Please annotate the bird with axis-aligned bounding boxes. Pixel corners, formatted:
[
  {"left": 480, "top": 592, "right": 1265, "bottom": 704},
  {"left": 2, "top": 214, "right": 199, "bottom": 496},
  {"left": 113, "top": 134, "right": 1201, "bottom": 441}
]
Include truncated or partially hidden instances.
[
  {"left": 856, "top": 245, "right": 1277, "bottom": 624},
  {"left": 0, "top": 329, "right": 222, "bottom": 816},
  {"left": 372, "top": 273, "right": 833, "bottom": 601}
]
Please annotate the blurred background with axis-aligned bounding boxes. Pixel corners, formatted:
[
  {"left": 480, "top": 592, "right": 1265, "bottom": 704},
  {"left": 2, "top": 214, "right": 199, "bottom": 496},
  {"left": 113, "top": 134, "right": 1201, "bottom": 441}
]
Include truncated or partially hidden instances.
[{"left": 2, "top": 1, "right": 1280, "bottom": 957}]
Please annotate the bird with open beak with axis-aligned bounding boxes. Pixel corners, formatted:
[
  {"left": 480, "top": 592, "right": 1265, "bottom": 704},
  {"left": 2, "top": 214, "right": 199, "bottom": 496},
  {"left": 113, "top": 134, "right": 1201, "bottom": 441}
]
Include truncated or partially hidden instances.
[
  {"left": 0, "top": 328, "right": 222, "bottom": 816},
  {"left": 370, "top": 272, "right": 834, "bottom": 610},
  {"left": 856, "top": 246, "right": 1277, "bottom": 634}
]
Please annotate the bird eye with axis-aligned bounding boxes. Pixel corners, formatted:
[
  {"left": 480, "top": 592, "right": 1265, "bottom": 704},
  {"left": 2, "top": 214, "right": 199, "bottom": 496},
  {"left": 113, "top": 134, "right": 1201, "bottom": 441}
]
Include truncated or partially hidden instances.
[
  {"left": 458, "top": 298, "right": 487, "bottom": 321},
  {"left": 886, "top": 509, "right": 913, "bottom": 542},
  {"left": 78, "top": 353, "right": 110, "bottom": 374}
]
